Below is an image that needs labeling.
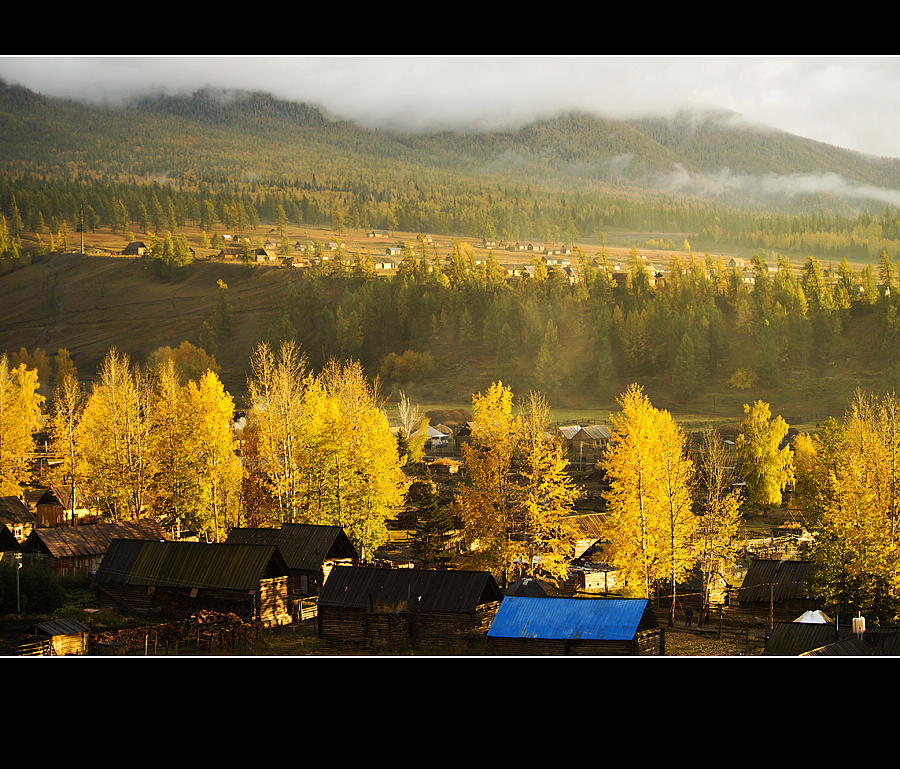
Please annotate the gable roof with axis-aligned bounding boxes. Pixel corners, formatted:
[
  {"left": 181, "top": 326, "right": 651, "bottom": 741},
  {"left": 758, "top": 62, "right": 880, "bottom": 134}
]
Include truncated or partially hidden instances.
[
  {"left": 24, "top": 519, "right": 168, "bottom": 559},
  {"left": 738, "top": 559, "right": 813, "bottom": 603},
  {"left": 318, "top": 566, "right": 502, "bottom": 613},
  {"left": 488, "top": 596, "right": 655, "bottom": 641},
  {"left": 0, "top": 524, "right": 21, "bottom": 550},
  {"left": 37, "top": 486, "right": 87, "bottom": 509},
  {"left": 225, "top": 524, "right": 358, "bottom": 572},
  {"left": 95, "top": 540, "right": 289, "bottom": 592},
  {"left": 574, "top": 424, "right": 612, "bottom": 442},
  {"left": 0, "top": 496, "right": 32, "bottom": 525}
]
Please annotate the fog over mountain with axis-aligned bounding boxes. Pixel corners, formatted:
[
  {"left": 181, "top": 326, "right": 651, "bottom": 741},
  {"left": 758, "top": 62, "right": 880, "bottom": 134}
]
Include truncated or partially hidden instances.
[{"left": 3, "top": 56, "right": 900, "bottom": 160}]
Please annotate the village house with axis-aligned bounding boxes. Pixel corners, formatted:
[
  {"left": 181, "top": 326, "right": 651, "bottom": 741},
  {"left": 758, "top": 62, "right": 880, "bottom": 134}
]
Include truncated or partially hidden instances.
[
  {"left": 487, "top": 596, "right": 664, "bottom": 655},
  {"left": 367, "top": 229, "right": 389, "bottom": 238},
  {"left": 22, "top": 518, "right": 169, "bottom": 576},
  {"left": 225, "top": 523, "right": 358, "bottom": 598},
  {"left": 569, "top": 424, "right": 612, "bottom": 468},
  {"left": 0, "top": 496, "right": 35, "bottom": 542},
  {"left": 94, "top": 539, "right": 292, "bottom": 627},
  {"left": 122, "top": 241, "right": 148, "bottom": 256},
  {"left": 317, "top": 565, "right": 503, "bottom": 647},
  {"left": 35, "top": 486, "right": 92, "bottom": 527},
  {"left": 737, "top": 558, "right": 816, "bottom": 617}
]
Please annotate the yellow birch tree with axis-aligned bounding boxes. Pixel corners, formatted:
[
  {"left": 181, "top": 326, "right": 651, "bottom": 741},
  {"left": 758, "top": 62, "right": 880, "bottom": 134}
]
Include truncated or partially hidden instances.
[{"left": 0, "top": 354, "right": 43, "bottom": 496}]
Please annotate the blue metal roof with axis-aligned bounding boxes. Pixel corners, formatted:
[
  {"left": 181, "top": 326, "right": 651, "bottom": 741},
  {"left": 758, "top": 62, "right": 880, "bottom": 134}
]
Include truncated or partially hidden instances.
[{"left": 487, "top": 596, "right": 649, "bottom": 641}]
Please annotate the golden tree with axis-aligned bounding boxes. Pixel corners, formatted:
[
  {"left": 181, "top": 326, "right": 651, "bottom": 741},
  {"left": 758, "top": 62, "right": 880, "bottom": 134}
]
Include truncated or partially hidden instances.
[
  {"left": 454, "top": 383, "right": 581, "bottom": 587},
  {"left": 46, "top": 366, "right": 84, "bottom": 524},
  {"left": 601, "top": 384, "right": 696, "bottom": 605},
  {"left": 736, "top": 400, "right": 794, "bottom": 512},
  {"left": 0, "top": 354, "right": 44, "bottom": 496},
  {"left": 77, "top": 349, "right": 153, "bottom": 521}
]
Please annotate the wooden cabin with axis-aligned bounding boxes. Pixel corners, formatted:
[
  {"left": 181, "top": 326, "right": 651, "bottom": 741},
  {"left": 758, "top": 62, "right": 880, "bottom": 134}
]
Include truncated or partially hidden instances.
[
  {"left": 487, "top": 596, "right": 664, "bottom": 655},
  {"left": 22, "top": 518, "right": 168, "bottom": 576},
  {"left": 225, "top": 523, "right": 358, "bottom": 597},
  {"left": 738, "top": 558, "right": 816, "bottom": 616},
  {"left": 317, "top": 565, "right": 503, "bottom": 647},
  {"left": 94, "top": 539, "right": 292, "bottom": 627},
  {"left": 35, "top": 486, "right": 93, "bottom": 527}
]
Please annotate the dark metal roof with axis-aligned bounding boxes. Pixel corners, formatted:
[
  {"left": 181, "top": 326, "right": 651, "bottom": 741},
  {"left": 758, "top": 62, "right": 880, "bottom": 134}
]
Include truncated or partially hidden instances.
[
  {"left": 95, "top": 540, "right": 289, "bottom": 592},
  {"left": 0, "top": 496, "right": 32, "bottom": 525},
  {"left": 801, "top": 637, "right": 873, "bottom": 656},
  {"left": 738, "top": 559, "right": 813, "bottom": 604},
  {"left": 487, "top": 596, "right": 653, "bottom": 641},
  {"left": 318, "top": 566, "right": 503, "bottom": 613},
  {"left": 23, "top": 519, "right": 168, "bottom": 559},
  {"left": 225, "top": 523, "right": 358, "bottom": 572},
  {"left": 32, "top": 619, "right": 90, "bottom": 637},
  {"left": 765, "top": 621, "right": 848, "bottom": 656},
  {"left": 505, "top": 577, "right": 558, "bottom": 597}
]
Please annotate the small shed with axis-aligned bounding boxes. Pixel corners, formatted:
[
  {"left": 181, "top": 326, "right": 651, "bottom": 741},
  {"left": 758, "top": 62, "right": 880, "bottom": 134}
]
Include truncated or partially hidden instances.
[
  {"left": 94, "top": 539, "right": 292, "bottom": 627},
  {"left": 28, "top": 619, "right": 90, "bottom": 656},
  {"left": 123, "top": 241, "right": 148, "bottom": 256},
  {"left": 22, "top": 518, "right": 168, "bottom": 576},
  {"left": 487, "top": 596, "right": 663, "bottom": 655},
  {"left": 225, "top": 523, "right": 358, "bottom": 596},
  {"left": 0, "top": 496, "right": 35, "bottom": 542},
  {"left": 317, "top": 566, "right": 503, "bottom": 646}
]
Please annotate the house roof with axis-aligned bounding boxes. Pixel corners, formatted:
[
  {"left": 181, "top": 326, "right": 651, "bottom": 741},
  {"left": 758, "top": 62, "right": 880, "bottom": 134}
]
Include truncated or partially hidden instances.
[
  {"left": 564, "top": 513, "right": 606, "bottom": 541},
  {"left": 37, "top": 486, "right": 87, "bottom": 509},
  {"left": 801, "top": 637, "right": 873, "bottom": 656},
  {"left": 574, "top": 425, "right": 612, "bottom": 442},
  {"left": 225, "top": 524, "right": 358, "bottom": 572},
  {"left": 23, "top": 519, "right": 168, "bottom": 559},
  {"left": 505, "top": 577, "right": 558, "bottom": 598},
  {"left": 0, "top": 524, "right": 21, "bottom": 550},
  {"left": 0, "top": 497, "right": 32, "bottom": 525},
  {"left": 557, "top": 425, "right": 581, "bottom": 441},
  {"left": 738, "top": 559, "right": 813, "bottom": 604},
  {"left": 318, "top": 566, "right": 502, "bottom": 613},
  {"left": 765, "top": 621, "right": 848, "bottom": 656},
  {"left": 95, "top": 540, "right": 289, "bottom": 592},
  {"left": 31, "top": 619, "right": 90, "bottom": 637},
  {"left": 487, "top": 596, "right": 655, "bottom": 641}
]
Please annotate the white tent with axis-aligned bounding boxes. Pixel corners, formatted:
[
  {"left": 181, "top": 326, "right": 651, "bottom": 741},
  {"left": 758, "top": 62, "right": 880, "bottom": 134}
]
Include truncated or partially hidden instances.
[{"left": 794, "top": 609, "right": 833, "bottom": 624}]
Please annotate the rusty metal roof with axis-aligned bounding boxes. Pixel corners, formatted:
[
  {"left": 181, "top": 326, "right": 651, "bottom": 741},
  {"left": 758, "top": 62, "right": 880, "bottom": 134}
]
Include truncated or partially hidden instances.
[
  {"left": 318, "top": 566, "right": 502, "bottom": 613},
  {"left": 24, "top": 519, "right": 168, "bottom": 559},
  {"left": 487, "top": 596, "right": 653, "bottom": 641},
  {"left": 225, "top": 523, "right": 358, "bottom": 572},
  {"left": 96, "top": 539, "right": 289, "bottom": 592}
]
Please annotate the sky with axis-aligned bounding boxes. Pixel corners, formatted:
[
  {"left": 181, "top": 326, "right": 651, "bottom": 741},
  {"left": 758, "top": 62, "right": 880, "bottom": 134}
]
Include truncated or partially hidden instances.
[{"left": 2, "top": 55, "right": 900, "bottom": 160}]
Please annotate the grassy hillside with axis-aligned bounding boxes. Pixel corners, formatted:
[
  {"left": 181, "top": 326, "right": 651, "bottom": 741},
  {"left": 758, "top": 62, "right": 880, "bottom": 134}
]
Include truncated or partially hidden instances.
[{"left": 0, "top": 252, "right": 287, "bottom": 396}]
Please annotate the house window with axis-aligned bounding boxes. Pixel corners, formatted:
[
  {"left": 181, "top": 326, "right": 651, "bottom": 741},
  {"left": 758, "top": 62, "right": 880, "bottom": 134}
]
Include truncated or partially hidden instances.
[{"left": 13, "top": 525, "right": 23, "bottom": 539}]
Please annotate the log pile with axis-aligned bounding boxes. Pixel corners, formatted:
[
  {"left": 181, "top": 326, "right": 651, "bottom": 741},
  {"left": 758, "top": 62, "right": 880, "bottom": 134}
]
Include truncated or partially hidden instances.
[{"left": 90, "top": 611, "right": 260, "bottom": 655}]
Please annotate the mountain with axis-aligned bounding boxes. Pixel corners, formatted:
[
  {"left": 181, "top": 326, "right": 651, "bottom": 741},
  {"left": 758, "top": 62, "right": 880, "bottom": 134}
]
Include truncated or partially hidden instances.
[{"left": 3, "top": 80, "right": 900, "bottom": 213}]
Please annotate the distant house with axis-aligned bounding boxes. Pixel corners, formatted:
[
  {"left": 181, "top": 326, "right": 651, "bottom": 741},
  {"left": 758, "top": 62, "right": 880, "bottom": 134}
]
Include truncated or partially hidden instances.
[
  {"left": 373, "top": 256, "right": 397, "bottom": 272},
  {"left": 123, "top": 241, "right": 148, "bottom": 256},
  {"left": 22, "top": 518, "right": 169, "bottom": 577},
  {"left": 487, "top": 596, "right": 664, "bottom": 655},
  {"left": 569, "top": 425, "right": 612, "bottom": 467},
  {"left": 367, "top": 230, "right": 389, "bottom": 238},
  {"left": 225, "top": 523, "right": 358, "bottom": 597},
  {"left": 385, "top": 246, "right": 404, "bottom": 257},
  {"left": 505, "top": 576, "right": 559, "bottom": 598},
  {"left": 95, "top": 539, "right": 292, "bottom": 627},
  {"left": 738, "top": 558, "right": 816, "bottom": 615},
  {"left": 35, "top": 486, "right": 92, "bottom": 527},
  {"left": 0, "top": 496, "right": 34, "bottom": 542},
  {"left": 317, "top": 566, "right": 503, "bottom": 646}
]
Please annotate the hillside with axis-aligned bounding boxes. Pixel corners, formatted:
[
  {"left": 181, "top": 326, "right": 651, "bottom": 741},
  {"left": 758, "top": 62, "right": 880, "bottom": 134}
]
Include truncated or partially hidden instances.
[
  {"left": 4, "top": 81, "right": 900, "bottom": 213},
  {"left": 0, "top": 252, "right": 287, "bottom": 396}
]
